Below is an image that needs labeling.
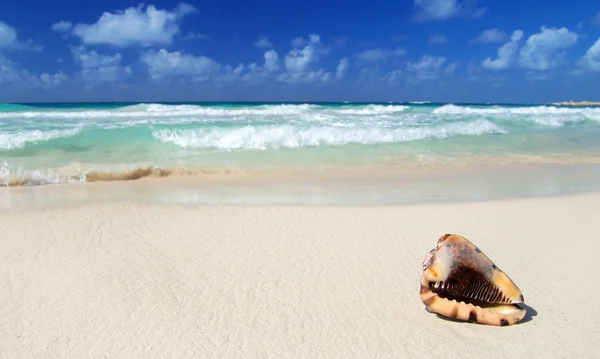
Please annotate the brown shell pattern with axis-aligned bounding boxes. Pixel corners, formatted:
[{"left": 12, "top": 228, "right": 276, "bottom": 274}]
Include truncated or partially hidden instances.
[{"left": 420, "top": 234, "right": 526, "bottom": 326}]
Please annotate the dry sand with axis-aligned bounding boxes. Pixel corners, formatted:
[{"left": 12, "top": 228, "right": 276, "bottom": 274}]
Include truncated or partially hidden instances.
[{"left": 1, "top": 192, "right": 599, "bottom": 358}]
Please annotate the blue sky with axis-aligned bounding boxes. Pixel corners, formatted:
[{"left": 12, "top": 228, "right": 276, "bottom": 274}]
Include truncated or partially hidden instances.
[{"left": 1, "top": 0, "right": 599, "bottom": 103}]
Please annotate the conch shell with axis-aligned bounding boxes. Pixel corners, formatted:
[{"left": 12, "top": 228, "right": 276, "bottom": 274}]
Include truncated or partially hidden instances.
[{"left": 420, "top": 234, "right": 526, "bottom": 326}]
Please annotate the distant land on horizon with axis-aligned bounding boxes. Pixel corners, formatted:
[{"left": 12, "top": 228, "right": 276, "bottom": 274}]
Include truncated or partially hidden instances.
[{"left": 3, "top": 100, "right": 596, "bottom": 106}]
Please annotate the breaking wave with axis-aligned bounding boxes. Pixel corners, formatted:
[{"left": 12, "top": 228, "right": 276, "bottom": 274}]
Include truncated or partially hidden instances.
[
  {"left": 152, "top": 120, "right": 504, "bottom": 150},
  {"left": 0, "top": 103, "right": 411, "bottom": 120},
  {"left": 433, "top": 104, "right": 600, "bottom": 127},
  {"left": 0, "top": 127, "right": 82, "bottom": 150}
]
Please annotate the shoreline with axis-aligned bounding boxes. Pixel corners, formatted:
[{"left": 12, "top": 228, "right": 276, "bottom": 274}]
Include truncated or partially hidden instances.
[{"left": 3, "top": 161, "right": 600, "bottom": 211}]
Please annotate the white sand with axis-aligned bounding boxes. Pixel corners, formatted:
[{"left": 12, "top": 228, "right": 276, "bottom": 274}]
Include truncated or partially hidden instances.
[{"left": 1, "top": 193, "right": 598, "bottom": 358}]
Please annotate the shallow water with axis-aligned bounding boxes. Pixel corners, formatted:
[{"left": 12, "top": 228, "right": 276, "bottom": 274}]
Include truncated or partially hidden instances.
[
  {"left": 3, "top": 163, "right": 600, "bottom": 211},
  {"left": 2, "top": 102, "right": 600, "bottom": 187}
]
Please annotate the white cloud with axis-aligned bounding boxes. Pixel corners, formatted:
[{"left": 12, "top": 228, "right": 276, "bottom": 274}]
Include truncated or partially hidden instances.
[
  {"left": 472, "top": 28, "right": 508, "bottom": 43},
  {"left": 481, "top": 30, "right": 524, "bottom": 70},
  {"left": 518, "top": 26, "right": 578, "bottom": 70},
  {"left": 216, "top": 64, "right": 245, "bottom": 84},
  {"left": 284, "top": 46, "right": 316, "bottom": 73},
  {"left": 413, "top": 0, "right": 487, "bottom": 21},
  {"left": 277, "top": 34, "right": 333, "bottom": 84},
  {"left": 355, "top": 47, "right": 407, "bottom": 63},
  {"left": 406, "top": 55, "right": 446, "bottom": 72},
  {"left": 71, "top": 46, "right": 132, "bottom": 83},
  {"left": 39, "top": 72, "right": 69, "bottom": 87},
  {"left": 283, "top": 35, "right": 324, "bottom": 73},
  {"left": 140, "top": 49, "right": 219, "bottom": 81},
  {"left": 405, "top": 54, "right": 455, "bottom": 82},
  {"left": 383, "top": 69, "right": 403, "bottom": 84},
  {"left": 51, "top": 21, "right": 72, "bottom": 33},
  {"left": 277, "top": 69, "right": 332, "bottom": 84},
  {"left": 0, "top": 53, "right": 25, "bottom": 83},
  {"left": 236, "top": 50, "right": 282, "bottom": 84},
  {"left": 0, "top": 21, "right": 18, "bottom": 48},
  {"left": 263, "top": 50, "right": 280, "bottom": 72},
  {"left": 580, "top": 38, "right": 600, "bottom": 71},
  {"left": 0, "top": 53, "right": 67, "bottom": 88},
  {"left": 71, "top": 3, "right": 197, "bottom": 47},
  {"left": 429, "top": 34, "right": 448, "bottom": 44},
  {"left": 255, "top": 36, "right": 273, "bottom": 48},
  {"left": 0, "top": 21, "right": 40, "bottom": 51},
  {"left": 336, "top": 57, "right": 349, "bottom": 79}
]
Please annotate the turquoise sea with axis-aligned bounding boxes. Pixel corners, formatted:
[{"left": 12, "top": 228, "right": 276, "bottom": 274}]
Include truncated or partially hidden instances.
[{"left": 2, "top": 101, "right": 600, "bottom": 187}]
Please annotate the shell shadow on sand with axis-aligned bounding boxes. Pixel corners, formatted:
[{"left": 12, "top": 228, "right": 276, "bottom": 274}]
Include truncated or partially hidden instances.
[{"left": 427, "top": 303, "right": 538, "bottom": 325}]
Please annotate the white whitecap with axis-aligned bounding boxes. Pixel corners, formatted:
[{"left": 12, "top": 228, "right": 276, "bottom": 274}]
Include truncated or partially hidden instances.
[
  {"left": 0, "top": 127, "right": 83, "bottom": 150},
  {"left": 151, "top": 119, "right": 505, "bottom": 150}
]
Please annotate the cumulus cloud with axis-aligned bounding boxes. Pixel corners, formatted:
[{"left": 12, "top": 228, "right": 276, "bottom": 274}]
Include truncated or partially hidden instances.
[
  {"left": 0, "top": 53, "right": 25, "bottom": 83},
  {"left": 481, "top": 30, "right": 524, "bottom": 70},
  {"left": 383, "top": 69, "right": 403, "bottom": 84},
  {"left": 472, "top": 28, "right": 508, "bottom": 43},
  {"left": 263, "top": 50, "right": 280, "bottom": 72},
  {"left": 39, "top": 72, "right": 69, "bottom": 87},
  {"left": 0, "top": 53, "right": 67, "bottom": 88},
  {"left": 71, "top": 45, "right": 132, "bottom": 83},
  {"left": 254, "top": 36, "right": 273, "bottom": 48},
  {"left": 0, "top": 21, "right": 41, "bottom": 51},
  {"left": 336, "top": 57, "right": 349, "bottom": 79},
  {"left": 355, "top": 47, "right": 407, "bottom": 63},
  {"left": 413, "top": 0, "right": 487, "bottom": 21},
  {"left": 51, "top": 21, "right": 72, "bottom": 33},
  {"left": 517, "top": 26, "right": 578, "bottom": 70},
  {"left": 71, "top": 3, "right": 197, "bottom": 47},
  {"left": 282, "top": 35, "right": 322, "bottom": 73},
  {"left": 404, "top": 55, "right": 457, "bottom": 82},
  {"left": 580, "top": 38, "right": 600, "bottom": 71},
  {"left": 0, "top": 21, "right": 18, "bottom": 48},
  {"left": 140, "top": 48, "right": 219, "bottom": 81},
  {"left": 277, "top": 34, "right": 333, "bottom": 84},
  {"left": 277, "top": 69, "right": 332, "bottom": 84},
  {"left": 238, "top": 50, "right": 282, "bottom": 83},
  {"left": 429, "top": 34, "right": 448, "bottom": 44},
  {"left": 216, "top": 64, "right": 245, "bottom": 84}
]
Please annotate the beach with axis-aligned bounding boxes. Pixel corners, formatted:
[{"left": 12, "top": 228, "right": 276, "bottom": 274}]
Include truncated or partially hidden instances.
[
  {"left": 2, "top": 101, "right": 600, "bottom": 357},
  {"left": 1, "top": 186, "right": 599, "bottom": 358}
]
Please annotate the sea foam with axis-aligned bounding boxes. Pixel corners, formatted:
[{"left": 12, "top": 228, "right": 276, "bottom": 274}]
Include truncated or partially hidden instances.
[
  {"left": 0, "top": 127, "right": 82, "bottom": 150},
  {"left": 152, "top": 120, "right": 504, "bottom": 150}
]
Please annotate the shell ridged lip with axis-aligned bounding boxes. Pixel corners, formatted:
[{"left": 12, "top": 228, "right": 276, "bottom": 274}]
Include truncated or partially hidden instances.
[{"left": 420, "top": 234, "right": 526, "bottom": 326}]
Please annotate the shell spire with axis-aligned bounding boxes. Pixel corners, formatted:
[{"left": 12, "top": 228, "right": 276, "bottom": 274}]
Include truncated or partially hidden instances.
[{"left": 420, "top": 234, "right": 526, "bottom": 326}]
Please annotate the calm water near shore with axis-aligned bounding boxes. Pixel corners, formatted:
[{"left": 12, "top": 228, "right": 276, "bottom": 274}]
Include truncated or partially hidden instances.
[{"left": 2, "top": 162, "right": 600, "bottom": 211}]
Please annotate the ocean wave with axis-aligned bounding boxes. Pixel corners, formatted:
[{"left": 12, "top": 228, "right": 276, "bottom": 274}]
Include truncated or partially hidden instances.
[
  {"left": 331, "top": 105, "right": 409, "bottom": 115},
  {"left": 433, "top": 104, "right": 600, "bottom": 127},
  {"left": 0, "top": 103, "right": 415, "bottom": 121},
  {"left": 0, "top": 127, "right": 82, "bottom": 150},
  {"left": 151, "top": 120, "right": 504, "bottom": 150},
  {"left": 434, "top": 104, "right": 600, "bottom": 115}
]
